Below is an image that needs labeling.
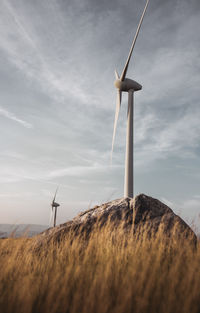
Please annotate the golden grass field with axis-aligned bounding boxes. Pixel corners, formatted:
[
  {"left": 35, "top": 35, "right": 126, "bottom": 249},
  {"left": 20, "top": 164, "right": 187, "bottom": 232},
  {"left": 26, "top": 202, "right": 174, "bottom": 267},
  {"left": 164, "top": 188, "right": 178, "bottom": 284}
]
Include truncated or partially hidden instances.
[{"left": 0, "top": 223, "right": 200, "bottom": 313}]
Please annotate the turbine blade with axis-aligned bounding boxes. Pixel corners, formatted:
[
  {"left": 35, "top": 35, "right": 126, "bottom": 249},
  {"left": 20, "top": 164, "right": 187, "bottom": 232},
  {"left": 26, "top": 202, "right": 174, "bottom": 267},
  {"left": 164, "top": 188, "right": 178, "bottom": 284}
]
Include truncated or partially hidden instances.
[
  {"left": 115, "top": 69, "right": 119, "bottom": 79},
  {"left": 52, "top": 186, "right": 59, "bottom": 202},
  {"left": 111, "top": 90, "right": 122, "bottom": 162},
  {"left": 120, "top": 0, "right": 149, "bottom": 81}
]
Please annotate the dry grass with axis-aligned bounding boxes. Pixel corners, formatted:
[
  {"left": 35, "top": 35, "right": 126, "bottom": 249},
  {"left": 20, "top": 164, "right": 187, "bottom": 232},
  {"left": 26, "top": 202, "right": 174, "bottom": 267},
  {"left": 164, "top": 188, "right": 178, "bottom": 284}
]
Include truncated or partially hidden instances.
[{"left": 0, "top": 223, "right": 199, "bottom": 313}]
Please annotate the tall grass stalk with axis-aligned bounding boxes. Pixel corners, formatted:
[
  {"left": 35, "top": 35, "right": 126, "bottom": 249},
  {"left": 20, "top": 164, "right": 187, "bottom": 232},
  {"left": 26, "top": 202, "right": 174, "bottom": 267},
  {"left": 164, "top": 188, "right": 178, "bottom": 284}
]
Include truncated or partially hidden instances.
[{"left": 0, "top": 223, "right": 199, "bottom": 313}]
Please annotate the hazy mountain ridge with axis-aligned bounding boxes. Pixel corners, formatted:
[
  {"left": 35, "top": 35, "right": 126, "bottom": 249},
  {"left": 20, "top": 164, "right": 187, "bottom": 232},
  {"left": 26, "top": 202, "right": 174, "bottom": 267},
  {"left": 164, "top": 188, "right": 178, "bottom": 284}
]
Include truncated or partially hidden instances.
[{"left": 0, "top": 224, "right": 48, "bottom": 238}]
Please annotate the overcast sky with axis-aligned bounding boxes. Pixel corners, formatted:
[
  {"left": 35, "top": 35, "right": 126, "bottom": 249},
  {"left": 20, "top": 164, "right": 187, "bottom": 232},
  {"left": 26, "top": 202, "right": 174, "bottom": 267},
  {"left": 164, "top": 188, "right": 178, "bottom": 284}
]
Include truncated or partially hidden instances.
[{"left": 0, "top": 0, "right": 200, "bottom": 228}]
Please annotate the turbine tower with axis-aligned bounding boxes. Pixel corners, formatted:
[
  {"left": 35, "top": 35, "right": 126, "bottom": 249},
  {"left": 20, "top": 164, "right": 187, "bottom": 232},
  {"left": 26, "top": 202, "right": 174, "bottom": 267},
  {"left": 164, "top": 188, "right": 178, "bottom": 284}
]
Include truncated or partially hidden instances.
[
  {"left": 50, "top": 188, "right": 60, "bottom": 227},
  {"left": 112, "top": 0, "right": 149, "bottom": 198}
]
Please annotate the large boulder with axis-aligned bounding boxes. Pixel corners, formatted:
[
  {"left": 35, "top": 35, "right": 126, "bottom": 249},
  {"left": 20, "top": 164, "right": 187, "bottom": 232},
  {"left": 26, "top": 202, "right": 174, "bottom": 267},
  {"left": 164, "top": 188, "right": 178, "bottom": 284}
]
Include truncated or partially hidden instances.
[{"left": 34, "top": 194, "right": 196, "bottom": 246}]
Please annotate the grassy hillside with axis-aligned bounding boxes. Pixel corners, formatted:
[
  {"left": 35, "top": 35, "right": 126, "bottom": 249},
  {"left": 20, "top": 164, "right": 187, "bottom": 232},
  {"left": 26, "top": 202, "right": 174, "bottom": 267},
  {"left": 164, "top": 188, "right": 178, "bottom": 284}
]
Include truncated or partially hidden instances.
[{"left": 0, "top": 222, "right": 199, "bottom": 313}]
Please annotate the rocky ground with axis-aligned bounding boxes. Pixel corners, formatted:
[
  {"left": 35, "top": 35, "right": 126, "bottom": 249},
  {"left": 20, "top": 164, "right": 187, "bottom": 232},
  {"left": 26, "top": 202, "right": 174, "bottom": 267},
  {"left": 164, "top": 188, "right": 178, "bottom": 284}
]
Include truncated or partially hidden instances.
[{"left": 34, "top": 194, "right": 196, "bottom": 247}]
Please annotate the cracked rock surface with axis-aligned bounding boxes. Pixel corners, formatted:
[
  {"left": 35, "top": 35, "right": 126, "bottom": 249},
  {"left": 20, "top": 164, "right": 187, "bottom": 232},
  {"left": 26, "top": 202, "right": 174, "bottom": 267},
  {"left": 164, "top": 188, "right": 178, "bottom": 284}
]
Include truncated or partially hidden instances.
[{"left": 35, "top": 194, "right": 196, "bottom": 245}]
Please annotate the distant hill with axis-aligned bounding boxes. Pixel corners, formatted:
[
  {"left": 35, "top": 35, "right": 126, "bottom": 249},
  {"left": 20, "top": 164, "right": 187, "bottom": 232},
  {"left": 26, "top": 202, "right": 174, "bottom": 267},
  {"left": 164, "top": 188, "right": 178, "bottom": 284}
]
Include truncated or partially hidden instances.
[{"left": 0, "top": 224, "right": 48, "bottom": 238}]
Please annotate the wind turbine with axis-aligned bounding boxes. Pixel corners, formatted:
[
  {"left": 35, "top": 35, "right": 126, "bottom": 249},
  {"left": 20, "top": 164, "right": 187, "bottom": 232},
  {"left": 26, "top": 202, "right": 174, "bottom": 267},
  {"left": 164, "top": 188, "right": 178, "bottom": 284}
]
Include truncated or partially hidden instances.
[
  {"left": 112, "top": 0, "right": 149, "bottom": 198},
  {"left": 50, "top": 187, "right": 60, "bottom": 227}
]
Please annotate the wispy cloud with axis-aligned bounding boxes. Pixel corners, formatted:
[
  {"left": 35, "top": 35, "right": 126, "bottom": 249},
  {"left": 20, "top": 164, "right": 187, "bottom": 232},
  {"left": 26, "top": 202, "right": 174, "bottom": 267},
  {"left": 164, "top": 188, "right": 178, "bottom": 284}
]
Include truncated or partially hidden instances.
[
  {"left": 48, "top": 164, "right": 122, "bottom": 178},
  {"left": 0, "top": 0, "right": 96, "bottom": 105},
  {"left": 133, "top": 105, "right": 200, "bottom": 168},
  {"left": 0, "top": 107, "right": 32, "bottom": 128}
]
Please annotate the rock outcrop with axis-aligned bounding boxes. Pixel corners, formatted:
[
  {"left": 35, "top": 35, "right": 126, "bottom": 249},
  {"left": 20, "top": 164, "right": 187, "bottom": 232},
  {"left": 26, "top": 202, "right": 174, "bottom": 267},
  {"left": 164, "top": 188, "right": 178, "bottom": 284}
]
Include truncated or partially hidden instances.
[{"left": 35, "top": 194, "right": 196, "bottom": 246}]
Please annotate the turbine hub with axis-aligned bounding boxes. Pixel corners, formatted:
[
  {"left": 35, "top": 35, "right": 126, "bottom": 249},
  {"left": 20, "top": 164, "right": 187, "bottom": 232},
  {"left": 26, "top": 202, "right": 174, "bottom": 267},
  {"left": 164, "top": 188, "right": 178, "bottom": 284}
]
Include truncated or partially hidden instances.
[
  {"left": 114, "top": 78, "right": 142, "bottom": 92},
  {"left": 114, "top": 79, "right": 122, "bottom": 89},
  {"left": 52, "top": 202, "right": 60, "bottom": 208}
]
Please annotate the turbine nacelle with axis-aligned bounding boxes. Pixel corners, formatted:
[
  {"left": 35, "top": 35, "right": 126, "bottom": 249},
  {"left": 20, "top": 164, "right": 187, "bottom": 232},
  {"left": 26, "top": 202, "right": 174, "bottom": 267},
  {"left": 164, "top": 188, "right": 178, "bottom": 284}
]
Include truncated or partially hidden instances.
[
  {"left": 52, "top": 201, "right": 60, "bottom": 208},
  {"left": 114, "top": 78, "right": 142, "bottom": 92}
]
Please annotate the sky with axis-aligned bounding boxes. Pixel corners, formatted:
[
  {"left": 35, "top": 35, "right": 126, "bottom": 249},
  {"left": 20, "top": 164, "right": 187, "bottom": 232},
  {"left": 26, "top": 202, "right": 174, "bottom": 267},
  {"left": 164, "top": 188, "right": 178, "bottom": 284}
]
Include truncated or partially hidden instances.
[{"left": 0, "top": 0, "right": 200, "bottom": 228}]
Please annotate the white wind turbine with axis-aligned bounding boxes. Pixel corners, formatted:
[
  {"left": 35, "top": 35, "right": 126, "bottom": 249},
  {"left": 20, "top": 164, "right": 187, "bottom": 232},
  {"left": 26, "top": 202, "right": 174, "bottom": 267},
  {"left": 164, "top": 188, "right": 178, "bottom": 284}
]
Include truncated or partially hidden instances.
[
  {"left": 49, "top": 187, "right": 60, "bottom": 227},
  {"left": 112, "top": 0, "right": 149, "bottom": 198}
]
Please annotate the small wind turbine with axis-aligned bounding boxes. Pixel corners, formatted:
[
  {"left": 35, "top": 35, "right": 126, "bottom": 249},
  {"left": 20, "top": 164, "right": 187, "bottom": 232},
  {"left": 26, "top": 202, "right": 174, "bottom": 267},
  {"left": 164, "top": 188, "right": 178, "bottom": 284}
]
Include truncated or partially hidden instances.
[
  {"left": 50, "top": 187, "right": 60, "bottom": 227},
  {"left": 112, "top": 0, "right": 149, "bottom": 198}
]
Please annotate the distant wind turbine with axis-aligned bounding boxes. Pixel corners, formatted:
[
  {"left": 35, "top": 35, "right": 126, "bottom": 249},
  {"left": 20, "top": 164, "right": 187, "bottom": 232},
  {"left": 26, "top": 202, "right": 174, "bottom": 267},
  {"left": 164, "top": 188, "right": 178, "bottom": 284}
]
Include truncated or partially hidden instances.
[
  {"left": 112, "top": 0, "right": 149, "bottom": 198},
  {"left": 50, "top": 187, "right": 60, "bottom": 227}
]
